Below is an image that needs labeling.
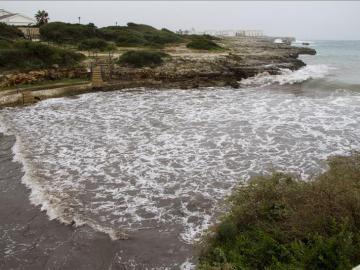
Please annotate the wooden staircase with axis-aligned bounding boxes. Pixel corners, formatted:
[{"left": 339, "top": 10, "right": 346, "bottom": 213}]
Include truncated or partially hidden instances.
[
  {"left": 22, "top": 90, "right": 34, "bottom": 104},
  {"left": 91, "top": 65, "right": 104, "bottom": 88}
]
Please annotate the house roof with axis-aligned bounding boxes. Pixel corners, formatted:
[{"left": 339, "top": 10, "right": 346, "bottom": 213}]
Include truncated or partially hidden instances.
[
  {"left": 0, "top": 13, "right": 15, "bottom": 21},
  {"left": 0, "top": 9, "right": 12, "bottom": 15},
  {"left": 0, "top": 10, "right": 36, "bottom": 23}
]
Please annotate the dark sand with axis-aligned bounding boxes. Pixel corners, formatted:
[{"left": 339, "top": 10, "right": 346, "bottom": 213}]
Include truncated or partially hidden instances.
[{"left": 0, "top": 133, "right": 193, "bottom": 270}]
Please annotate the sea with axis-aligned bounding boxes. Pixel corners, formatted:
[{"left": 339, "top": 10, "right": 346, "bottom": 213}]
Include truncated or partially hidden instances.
[{"left": 1, "top": 40, "right": 360, "bottom": 269}]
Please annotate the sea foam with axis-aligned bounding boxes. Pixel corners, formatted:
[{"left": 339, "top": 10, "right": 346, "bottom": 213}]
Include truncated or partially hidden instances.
[
  {"left": 240, "top": 64, "right": 332, "bottom": 87},
  {"left": 1, "top": 86, "right": 360, "bottom": 244}
]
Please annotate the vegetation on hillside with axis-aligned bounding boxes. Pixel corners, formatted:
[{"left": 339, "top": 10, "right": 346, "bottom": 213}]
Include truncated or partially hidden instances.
[
  {"left": 198, "top": 153, "right": 360, "bottom": 270},
  {"left": 186, "top": 38, "right": 222, "bottom": 51},
  {"left": 188, "top": 34, "right": 221, "bottom": 41},
  {"left": 40, "top": 22, "right": 101, "bottom": 44},
  {"left": 78, "top": 38, "right": 115, "bottom": 52},
  {"left": 118, "top": 50, "right": 170, "bottom": 68},
  {"left": 40, "top": 22, "right": 182, "bottom": 48},
  {"left": 101, "top": 23, "right": 182, "bottom": 47},
  {"left": 0, "top": 41, "right": 85, "bottom": 70},
  {"left": 0, "top": 23, "right": 24, "bottom": 40}
]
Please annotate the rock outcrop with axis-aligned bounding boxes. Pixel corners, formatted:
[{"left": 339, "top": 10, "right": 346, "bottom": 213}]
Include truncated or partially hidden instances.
[{"left": 106, "top": 37, "right": 316, "bottom": 89}]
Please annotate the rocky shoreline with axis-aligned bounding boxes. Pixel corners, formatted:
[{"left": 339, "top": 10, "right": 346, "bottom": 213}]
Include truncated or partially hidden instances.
[
  {"left": 0, "top": 37, "right": 315, "bottom": 107},
  {"left": 104, "top": 37, "right": 315, "bottom": 90}
]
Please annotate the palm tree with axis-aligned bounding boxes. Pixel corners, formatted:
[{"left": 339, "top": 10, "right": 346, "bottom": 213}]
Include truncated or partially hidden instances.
[{"left": 35, "top": 10, "right": 49, "bottom": 26}]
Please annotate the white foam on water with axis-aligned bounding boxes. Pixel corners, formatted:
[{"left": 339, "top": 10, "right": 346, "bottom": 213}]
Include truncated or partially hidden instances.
[
  {"left": 293, "top": 40, "right": 315, "bottom": 45},
  {"left": 180, "top": 259, "right": 196, "bottom": 270},
  {"left": 240, "top": 64, "right": 332, "bottom": 87},
  {"left": 1, "top": 86, "right": 360, "bottom": 245}
]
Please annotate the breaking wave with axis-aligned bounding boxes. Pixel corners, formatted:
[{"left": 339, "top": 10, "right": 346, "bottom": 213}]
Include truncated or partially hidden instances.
[
  {"left": 292, "top": 40, "right": 315, "bottom": 45},
  {"left": 240, "top": 64, "right": 332, "bottom": 87},
  {"left": 1, "top": 86, "right": 360, "bottom": 245}
]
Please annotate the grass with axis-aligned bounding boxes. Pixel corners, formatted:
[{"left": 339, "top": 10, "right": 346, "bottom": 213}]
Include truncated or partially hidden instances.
[
  {"left": 198, "top": 153, "right": 360, "bottom": 270},
  {"left": 118, "top": 50, "right": 170, "bottom": 68}
]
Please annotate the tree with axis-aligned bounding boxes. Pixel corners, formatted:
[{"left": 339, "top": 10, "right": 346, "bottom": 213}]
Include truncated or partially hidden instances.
[{"left": 35, "top": 10, "right": 49, "bottom": 26}]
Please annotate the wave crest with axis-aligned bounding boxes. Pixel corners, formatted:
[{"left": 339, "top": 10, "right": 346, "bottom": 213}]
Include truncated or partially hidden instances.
[{"left": 240, "top": 64, "right": 332, "bottom": 87}]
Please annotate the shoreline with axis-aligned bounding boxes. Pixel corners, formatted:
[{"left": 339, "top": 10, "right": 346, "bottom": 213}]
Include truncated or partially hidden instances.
[
  {"left": 0, "top": 37, "right": 316, "bottom": 108},
  {"left": 0, "top": 132, "right": 195, "bottom": 269}
]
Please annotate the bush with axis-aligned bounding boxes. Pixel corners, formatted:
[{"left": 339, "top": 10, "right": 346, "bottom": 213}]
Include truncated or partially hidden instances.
[
  {"left": 40, "top": 22, "right": 100, "bottom": 44},
  {"left": 40, "top": 22, "right": 219, "bottom": 50},
  {"left": 198, "top": 153, "right": 360, "bottom": 270},
  {"left": 186, "top": 39, "right": 222, "bottom": 51},
  {"left": 118, "top": 50, "right": 169, "bottom": 68},
  {"left": 78, "top": 38, "right": 113, "bottom": 52},
  {"left": 0, "top": 41, "right": 85, "bottom": 70},
  {"left": 0, "top": 23, "right": 24, "bottom": 39},
  {"left": 0, "top": 39, "right": 13, "bottom": 49},
  {"left": 188, "top": 34, "right": 220, "bottom": 41},
  {"left": 100, "top": 23, "right": 182, "bottom": 47}
]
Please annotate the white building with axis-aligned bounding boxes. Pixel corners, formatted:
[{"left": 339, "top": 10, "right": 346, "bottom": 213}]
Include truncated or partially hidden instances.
[
  {"left": 236, "top": 30, "right": 263, "bottom": 37},
  {"left": 0, "top": 9, "right": 36, "bottom": 26}
]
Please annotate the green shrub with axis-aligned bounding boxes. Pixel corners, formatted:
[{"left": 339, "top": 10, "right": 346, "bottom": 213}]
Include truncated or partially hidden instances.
[
  {"left": 0, "top": 23, "right": 24, "bottom": 39},
  {"left": 0, "top": 39, "right": 13, "bottom": 49},
  {"left": 100, "top": 23, "right": 181, "bottom": 47},
  {"left": 118, "top": 50, "right": 169, "bottom": 68},
  {"left": 198, "top": 153, "right": 360, "bottom": 270},
  {"left": 186, "top": 39, "right": 222, "bottom": 51},
  {"left": 188, "top": 34, "right": 220, "bottom": 41},
  {"left": 0, "top": 41, "right": 85, "bottom": 70},
  {"left": 115, "top": 29, "right": 147, "bottom": 47},
  {"left": 78, "top": 38, "right": 113, "bottom": 52},
  {"left": 40, "top": 22, "right": 101, "bottom": 44},
  {"left": 40, "top": 21, "right": 219, "bottom": 49}
]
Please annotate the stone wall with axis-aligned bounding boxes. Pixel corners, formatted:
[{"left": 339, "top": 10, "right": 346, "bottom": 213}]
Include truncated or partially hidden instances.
[{"left": 0, "top": 67, "right": 89, "bottom": 88}]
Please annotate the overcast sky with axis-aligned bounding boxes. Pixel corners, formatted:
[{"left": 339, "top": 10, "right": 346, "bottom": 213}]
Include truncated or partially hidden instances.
[{"left": 2, "top": 1, "right": 360, "bottom": 40}]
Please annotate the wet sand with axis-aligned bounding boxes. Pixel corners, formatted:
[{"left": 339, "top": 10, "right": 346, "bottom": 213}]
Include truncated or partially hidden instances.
[{"left": 0, "top": 133, "right": 193, "bottom": 270}]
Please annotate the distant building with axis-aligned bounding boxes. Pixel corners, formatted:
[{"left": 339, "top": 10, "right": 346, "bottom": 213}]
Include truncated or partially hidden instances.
[
  {"left": 236, "top": 30, "right": 263, "bottom": 38},
  {"left": 176, "top": 29, "right": 189, "bottom": 35},
  {"left": 177, "top": 27, "right": 196, "bottom": 35},
  {"left": 216, "top": 30, "right": 237, "bottom": 37},
  {"left": 0, "top": 9, "right": 36, "bottom": 26},
  {"left": 178, "top": 28, "right": 264, "bottom": 38}
]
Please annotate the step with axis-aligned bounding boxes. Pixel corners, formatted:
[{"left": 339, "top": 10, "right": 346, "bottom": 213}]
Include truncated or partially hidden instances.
[
  {"left": 91, "top": 66, "right": 104, "bottom": 88},
  {"left": 22, "top": 91, "right": 34, "bottom": 104}
]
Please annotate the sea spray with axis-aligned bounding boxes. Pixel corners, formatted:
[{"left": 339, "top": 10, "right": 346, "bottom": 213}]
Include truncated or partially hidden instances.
[{"left": 240, "top": 64, "right": 333, "bottom": 87}]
